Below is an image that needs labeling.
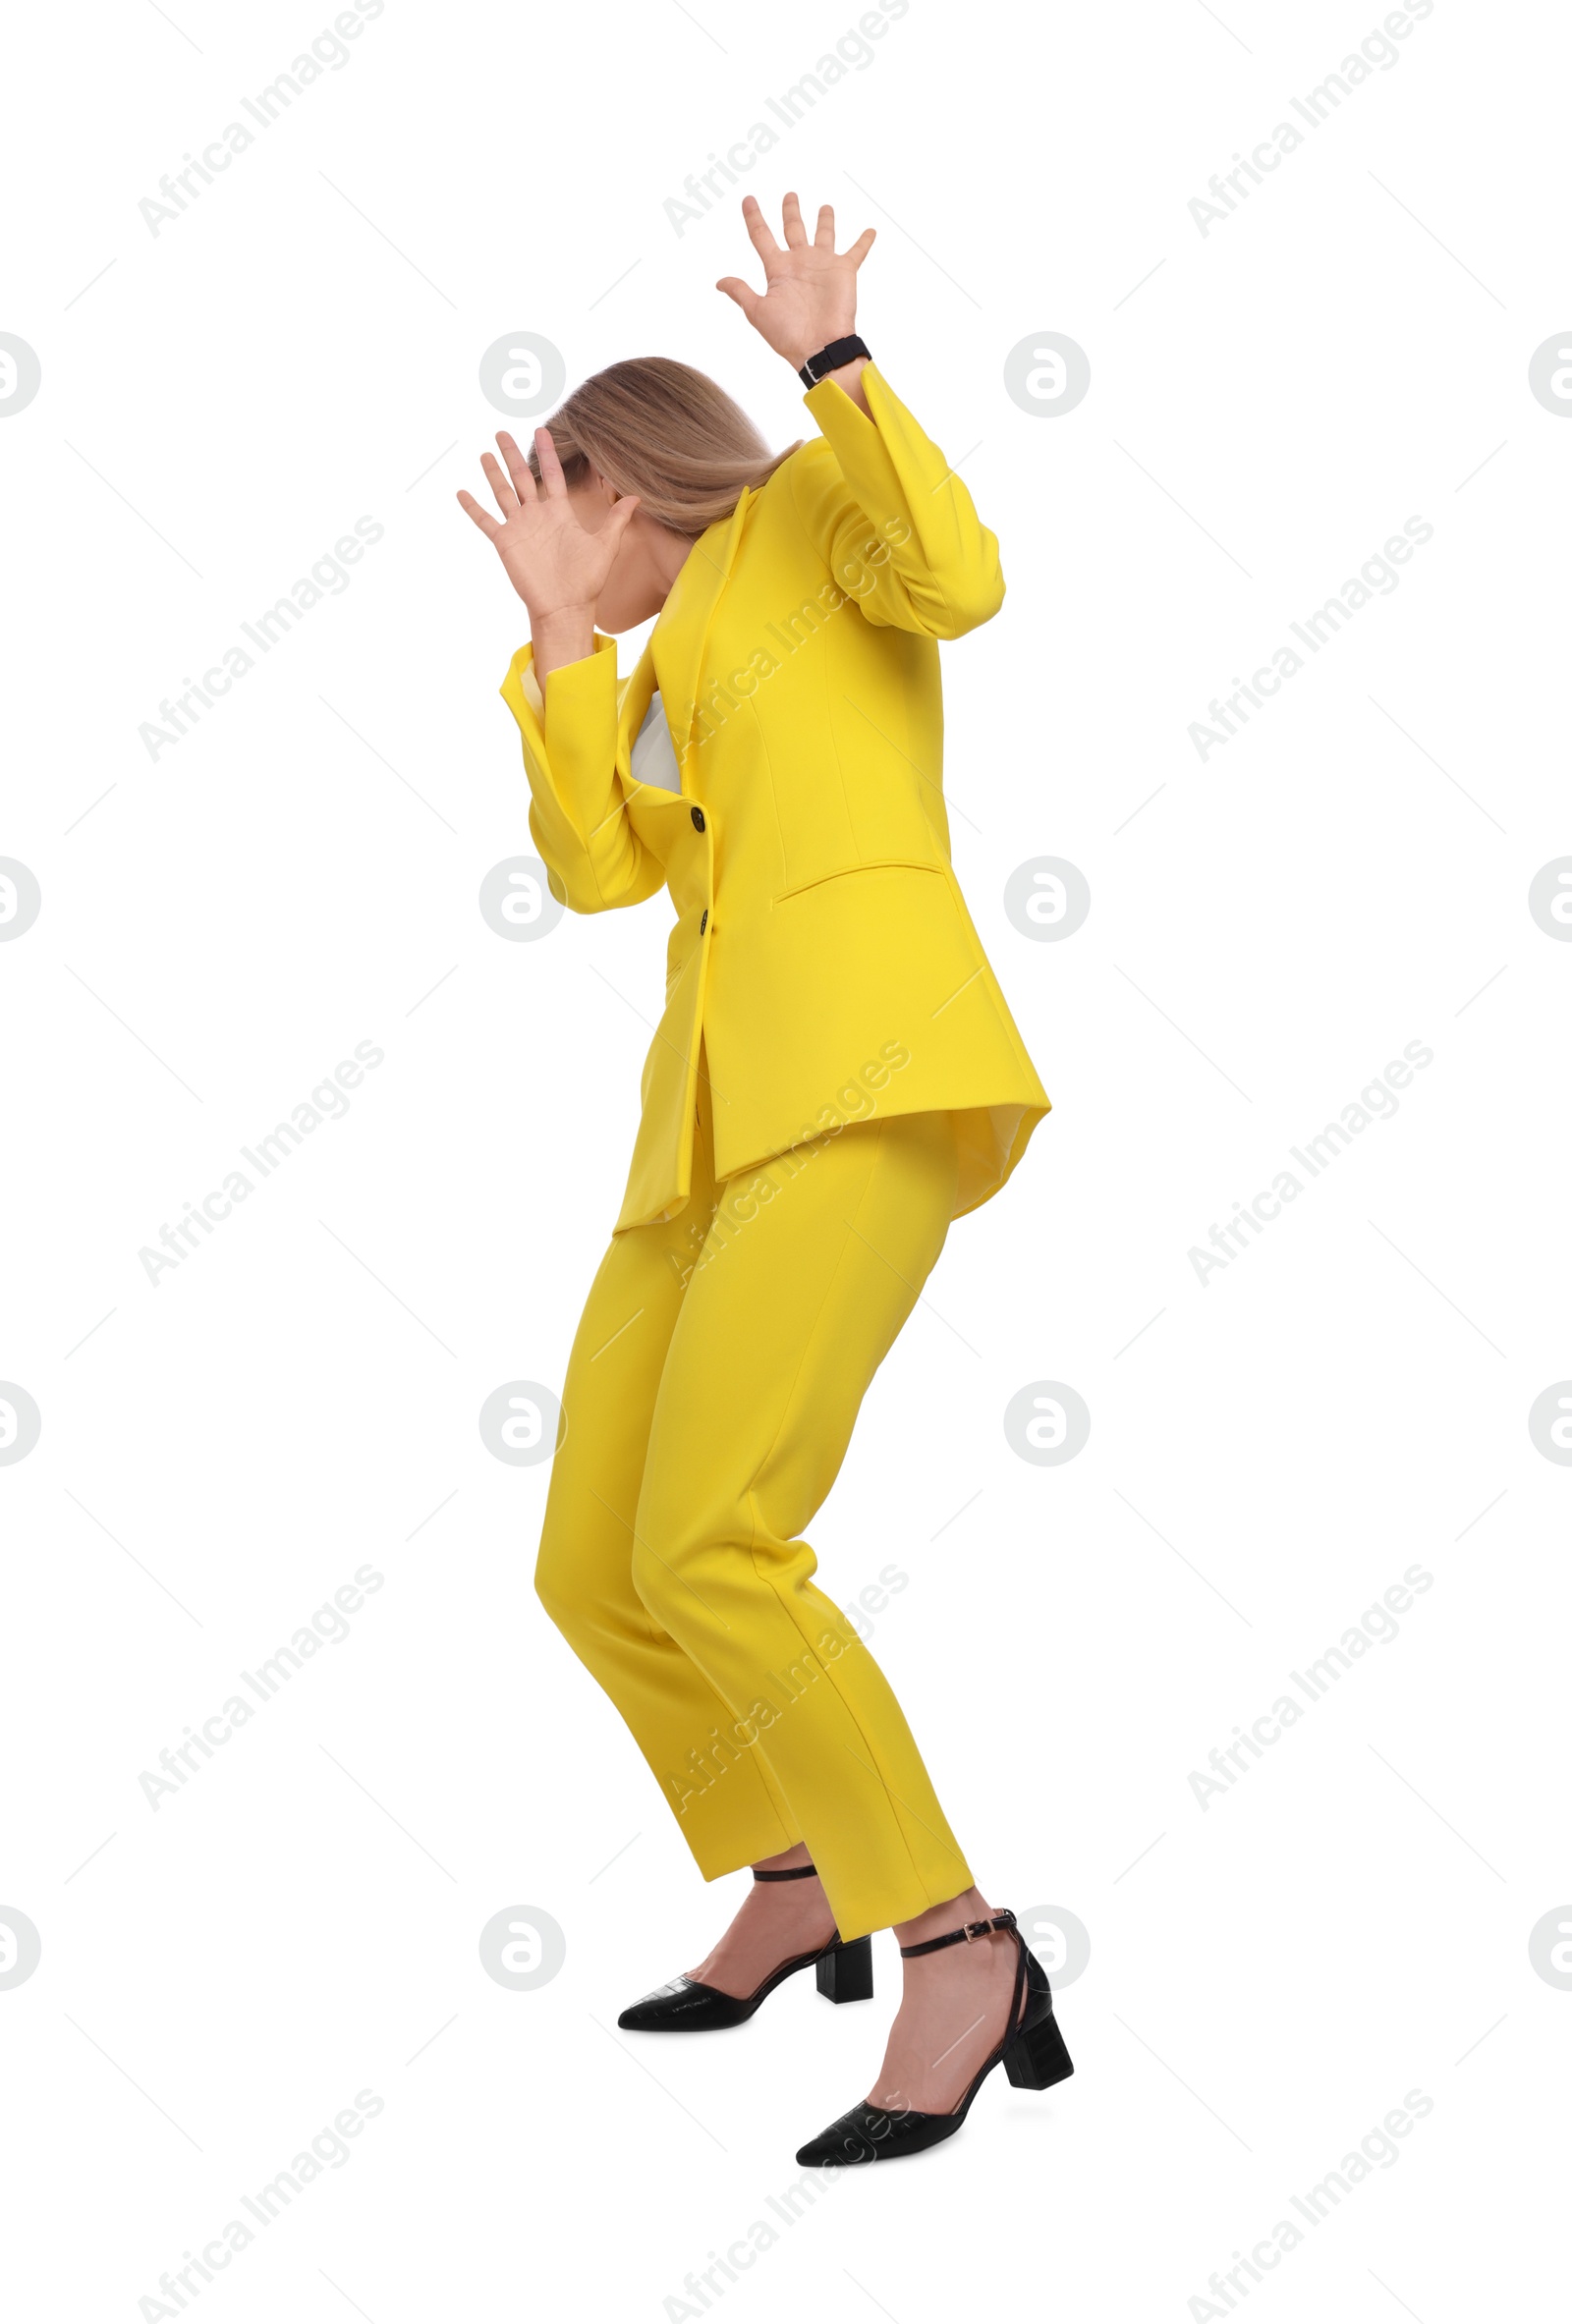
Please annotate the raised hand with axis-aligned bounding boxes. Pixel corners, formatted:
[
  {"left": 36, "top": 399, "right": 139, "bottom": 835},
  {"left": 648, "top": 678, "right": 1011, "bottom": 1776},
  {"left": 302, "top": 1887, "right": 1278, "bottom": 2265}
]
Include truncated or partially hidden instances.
[
  {"left": 457, "top": 429, "right": 640, "bottom": 623},
  {"left": 716, "top": 193, "right": 874, "bottom": 371}
]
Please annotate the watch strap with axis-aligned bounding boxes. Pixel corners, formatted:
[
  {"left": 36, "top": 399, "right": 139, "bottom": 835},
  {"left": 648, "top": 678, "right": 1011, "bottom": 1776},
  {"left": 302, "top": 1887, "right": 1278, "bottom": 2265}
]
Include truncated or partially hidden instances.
[{"left": 798, "top": 334, "right": 870, "bottom": 387}]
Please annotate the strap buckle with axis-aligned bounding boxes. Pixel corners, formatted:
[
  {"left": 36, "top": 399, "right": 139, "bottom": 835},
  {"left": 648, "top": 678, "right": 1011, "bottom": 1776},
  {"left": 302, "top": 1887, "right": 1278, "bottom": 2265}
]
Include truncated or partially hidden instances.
[{"left": 963, "top": 1909, "right": 1017, "bottom": 1942}]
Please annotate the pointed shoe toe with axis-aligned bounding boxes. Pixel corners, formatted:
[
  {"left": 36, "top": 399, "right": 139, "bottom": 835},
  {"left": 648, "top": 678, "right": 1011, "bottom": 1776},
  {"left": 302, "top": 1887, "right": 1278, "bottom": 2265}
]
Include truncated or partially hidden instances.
[
  {"left": 794, "top": 2103, "right": 912, "bottom": 2168},
  {"left": 616, "top": 1974, "right": 749, "bottom": 2032},
  {"left": 795, "top": 2099, "right": 959, "bottom": 2167}
]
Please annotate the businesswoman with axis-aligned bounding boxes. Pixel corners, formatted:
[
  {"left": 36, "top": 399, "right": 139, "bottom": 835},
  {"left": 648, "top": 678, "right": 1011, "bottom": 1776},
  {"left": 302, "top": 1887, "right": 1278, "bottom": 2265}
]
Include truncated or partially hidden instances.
[{"left": 459, "top": 194, "right": 1072, "bottom": 2164}]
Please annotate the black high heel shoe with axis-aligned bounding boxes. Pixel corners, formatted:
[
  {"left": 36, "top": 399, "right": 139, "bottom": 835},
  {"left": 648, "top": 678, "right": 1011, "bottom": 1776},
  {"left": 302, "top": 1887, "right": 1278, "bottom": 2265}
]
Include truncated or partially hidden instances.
[
  {"left": 794, "top": 1908, "right": 1073, "bottom": 2164},
  {"left": 617, "top": 1863, "right": 874, "bottom": 2031}
]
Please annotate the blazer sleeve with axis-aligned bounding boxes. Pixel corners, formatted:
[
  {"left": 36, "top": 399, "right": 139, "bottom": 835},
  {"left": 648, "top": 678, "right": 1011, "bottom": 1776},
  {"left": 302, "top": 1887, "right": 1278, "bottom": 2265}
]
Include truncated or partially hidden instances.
[
  {"left": 498, "top": 636, "right": 666, "bottom": 914},
  {"left": 792, "top": 360, "right": 1005, "bottom": 639}
]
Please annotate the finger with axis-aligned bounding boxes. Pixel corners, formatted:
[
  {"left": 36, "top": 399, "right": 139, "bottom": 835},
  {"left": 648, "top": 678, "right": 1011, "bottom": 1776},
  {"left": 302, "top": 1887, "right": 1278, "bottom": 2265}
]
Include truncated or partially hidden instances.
[
  {"left": 533, "top": 425, "right": 569, "bottom": 500},
  {"left": 456, "top": 489, "right": 501, "bottom": 540},
  {"left": 716, "top": 275, "right": 763, "bottom": 325},
  {"left": 479, "top": 451, "right": 519, "bottom": 520},
  {"left": 603, "top": 493, "right": 642, "bottom": 541},
  {"left": 781, "top": 191, "right": 808, "bottom": 249},
  {"left": 847, "top": 225, "right": 876, "bottom": 267},
  {"left": 496, "top": 430, "right": 537, "bottom": 502},
  {"left": 814, "top": 202, "right": 836, "bottom": 250},
  {"left": 741, "top": 192, "right": 779, "bottom": 266}
]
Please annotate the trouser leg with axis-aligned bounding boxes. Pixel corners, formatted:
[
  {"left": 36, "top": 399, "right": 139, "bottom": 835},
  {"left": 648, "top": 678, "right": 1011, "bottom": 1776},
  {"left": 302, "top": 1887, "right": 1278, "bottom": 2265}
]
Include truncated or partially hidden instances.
[
  {"left": 631, "top": 1105, "right": 973, "bottom": 1942},
  {"left": 533, "top": 1094, "right": 800, "bottom": 1876}
]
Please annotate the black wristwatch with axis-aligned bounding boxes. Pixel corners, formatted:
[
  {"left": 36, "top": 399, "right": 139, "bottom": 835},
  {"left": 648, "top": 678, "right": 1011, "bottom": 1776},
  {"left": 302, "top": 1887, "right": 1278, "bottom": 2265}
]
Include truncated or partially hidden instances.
[{"left": 798, "top": 335, "right": 870, "bottom": 387}]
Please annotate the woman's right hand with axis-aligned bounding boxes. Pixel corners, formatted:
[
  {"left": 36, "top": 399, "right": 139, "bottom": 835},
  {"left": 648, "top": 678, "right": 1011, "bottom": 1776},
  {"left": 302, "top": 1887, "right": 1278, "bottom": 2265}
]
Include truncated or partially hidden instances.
[{"left": 457, "top": 428, "right": 640, "bottom": 636}]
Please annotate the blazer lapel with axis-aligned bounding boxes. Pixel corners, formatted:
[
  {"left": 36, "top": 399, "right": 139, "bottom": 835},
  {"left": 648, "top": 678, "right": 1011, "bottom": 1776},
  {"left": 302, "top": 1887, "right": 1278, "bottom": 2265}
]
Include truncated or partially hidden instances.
[{"left": 649, "top": 488, "right": 754, "bottom": 790}]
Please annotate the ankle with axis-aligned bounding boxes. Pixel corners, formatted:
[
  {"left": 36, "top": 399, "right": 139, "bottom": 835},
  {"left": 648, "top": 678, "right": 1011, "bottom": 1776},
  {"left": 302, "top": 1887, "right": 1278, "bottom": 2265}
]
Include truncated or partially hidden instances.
[{"left": 893, "top": 1886, "right": 994, "bottom": 1951}]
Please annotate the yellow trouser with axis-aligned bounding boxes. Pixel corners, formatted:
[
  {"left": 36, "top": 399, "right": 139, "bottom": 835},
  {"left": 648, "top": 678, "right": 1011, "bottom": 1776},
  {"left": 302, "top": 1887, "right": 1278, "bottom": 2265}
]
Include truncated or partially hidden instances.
[{"left": 535, "top": 1062, "right": 973, "bottom": 1942}]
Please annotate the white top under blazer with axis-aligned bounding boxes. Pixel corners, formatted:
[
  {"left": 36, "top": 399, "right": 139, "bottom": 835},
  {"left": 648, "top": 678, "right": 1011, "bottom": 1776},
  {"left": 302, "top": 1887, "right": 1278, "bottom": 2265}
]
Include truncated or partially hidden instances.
[{"left": 629, "top": 690, "right": 682, "bottom": 793}]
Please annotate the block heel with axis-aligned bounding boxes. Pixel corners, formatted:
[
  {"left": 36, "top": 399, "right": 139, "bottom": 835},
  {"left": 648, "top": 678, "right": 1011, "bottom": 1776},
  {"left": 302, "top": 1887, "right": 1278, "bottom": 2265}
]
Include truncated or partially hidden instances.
[
  {"left": 815, "top": 1934, "right": 873, "bottom": 2004},
  {"left": 1003, "top": 2001, "right": 1074, "bottom": 2089}
]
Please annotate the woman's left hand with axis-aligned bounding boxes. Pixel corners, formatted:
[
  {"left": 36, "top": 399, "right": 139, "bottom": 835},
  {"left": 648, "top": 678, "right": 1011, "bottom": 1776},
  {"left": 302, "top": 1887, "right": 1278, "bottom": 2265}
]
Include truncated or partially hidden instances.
[{"left": 717, "top": 194, "right": 874, "bottom": 375}]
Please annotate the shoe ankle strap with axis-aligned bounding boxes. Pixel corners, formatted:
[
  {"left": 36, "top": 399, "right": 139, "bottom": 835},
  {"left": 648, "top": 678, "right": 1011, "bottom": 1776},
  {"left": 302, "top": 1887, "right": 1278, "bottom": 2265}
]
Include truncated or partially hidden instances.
[
  {"left": 752, "top": 1863, "right": 818, "bottom": 1882},
  {"left": 899, "top": 1908, "right": 1018, "bottom": 1958}
]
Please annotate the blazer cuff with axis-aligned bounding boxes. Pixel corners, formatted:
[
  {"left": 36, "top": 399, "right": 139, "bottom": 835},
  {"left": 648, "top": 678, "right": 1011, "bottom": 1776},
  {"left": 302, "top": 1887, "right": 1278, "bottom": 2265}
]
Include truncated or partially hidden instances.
[
  {"left": 803, "top": 358, "right": 902, "bottom": 461},
  {"left": 500, "top": 631, "right": 615, "bottom": 747}
]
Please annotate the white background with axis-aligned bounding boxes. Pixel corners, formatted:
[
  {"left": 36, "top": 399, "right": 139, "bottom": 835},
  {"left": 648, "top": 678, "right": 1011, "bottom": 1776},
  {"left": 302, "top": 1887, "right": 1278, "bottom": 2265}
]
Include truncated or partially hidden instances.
[{"left": 3, "top": 1, "right": 1569, "bottom": 2317}]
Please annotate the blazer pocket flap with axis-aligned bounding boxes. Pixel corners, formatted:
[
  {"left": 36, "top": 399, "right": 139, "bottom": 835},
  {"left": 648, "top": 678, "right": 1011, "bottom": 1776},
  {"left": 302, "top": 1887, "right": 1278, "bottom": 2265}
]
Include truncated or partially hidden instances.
[{"left": 772, "top": 857, "right": 946, "bottom": 907}]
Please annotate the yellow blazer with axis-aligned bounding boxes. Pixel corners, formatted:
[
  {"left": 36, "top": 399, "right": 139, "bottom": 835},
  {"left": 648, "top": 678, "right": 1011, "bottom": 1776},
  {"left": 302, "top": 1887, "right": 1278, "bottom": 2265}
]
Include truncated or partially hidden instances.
[{"left": 500, "top": 361, "right": 1050, "bottom": 1234}]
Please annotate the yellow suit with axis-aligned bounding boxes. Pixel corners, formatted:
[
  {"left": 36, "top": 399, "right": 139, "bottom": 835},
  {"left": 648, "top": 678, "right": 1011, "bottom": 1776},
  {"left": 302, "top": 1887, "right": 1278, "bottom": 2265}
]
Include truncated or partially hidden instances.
[
  {"left": 505, "top": 368, "right": 1049, "bottom": 1939},
  {"left": 501, "top": 361, "right": 1049, "bottom": 1234}
]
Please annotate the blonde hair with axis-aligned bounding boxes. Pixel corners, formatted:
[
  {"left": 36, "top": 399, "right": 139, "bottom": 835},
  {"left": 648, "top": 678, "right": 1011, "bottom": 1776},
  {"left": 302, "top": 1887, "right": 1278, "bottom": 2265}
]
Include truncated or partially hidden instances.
[{"left": 526, "top": 358, "right": 801, "bottom": 538}]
